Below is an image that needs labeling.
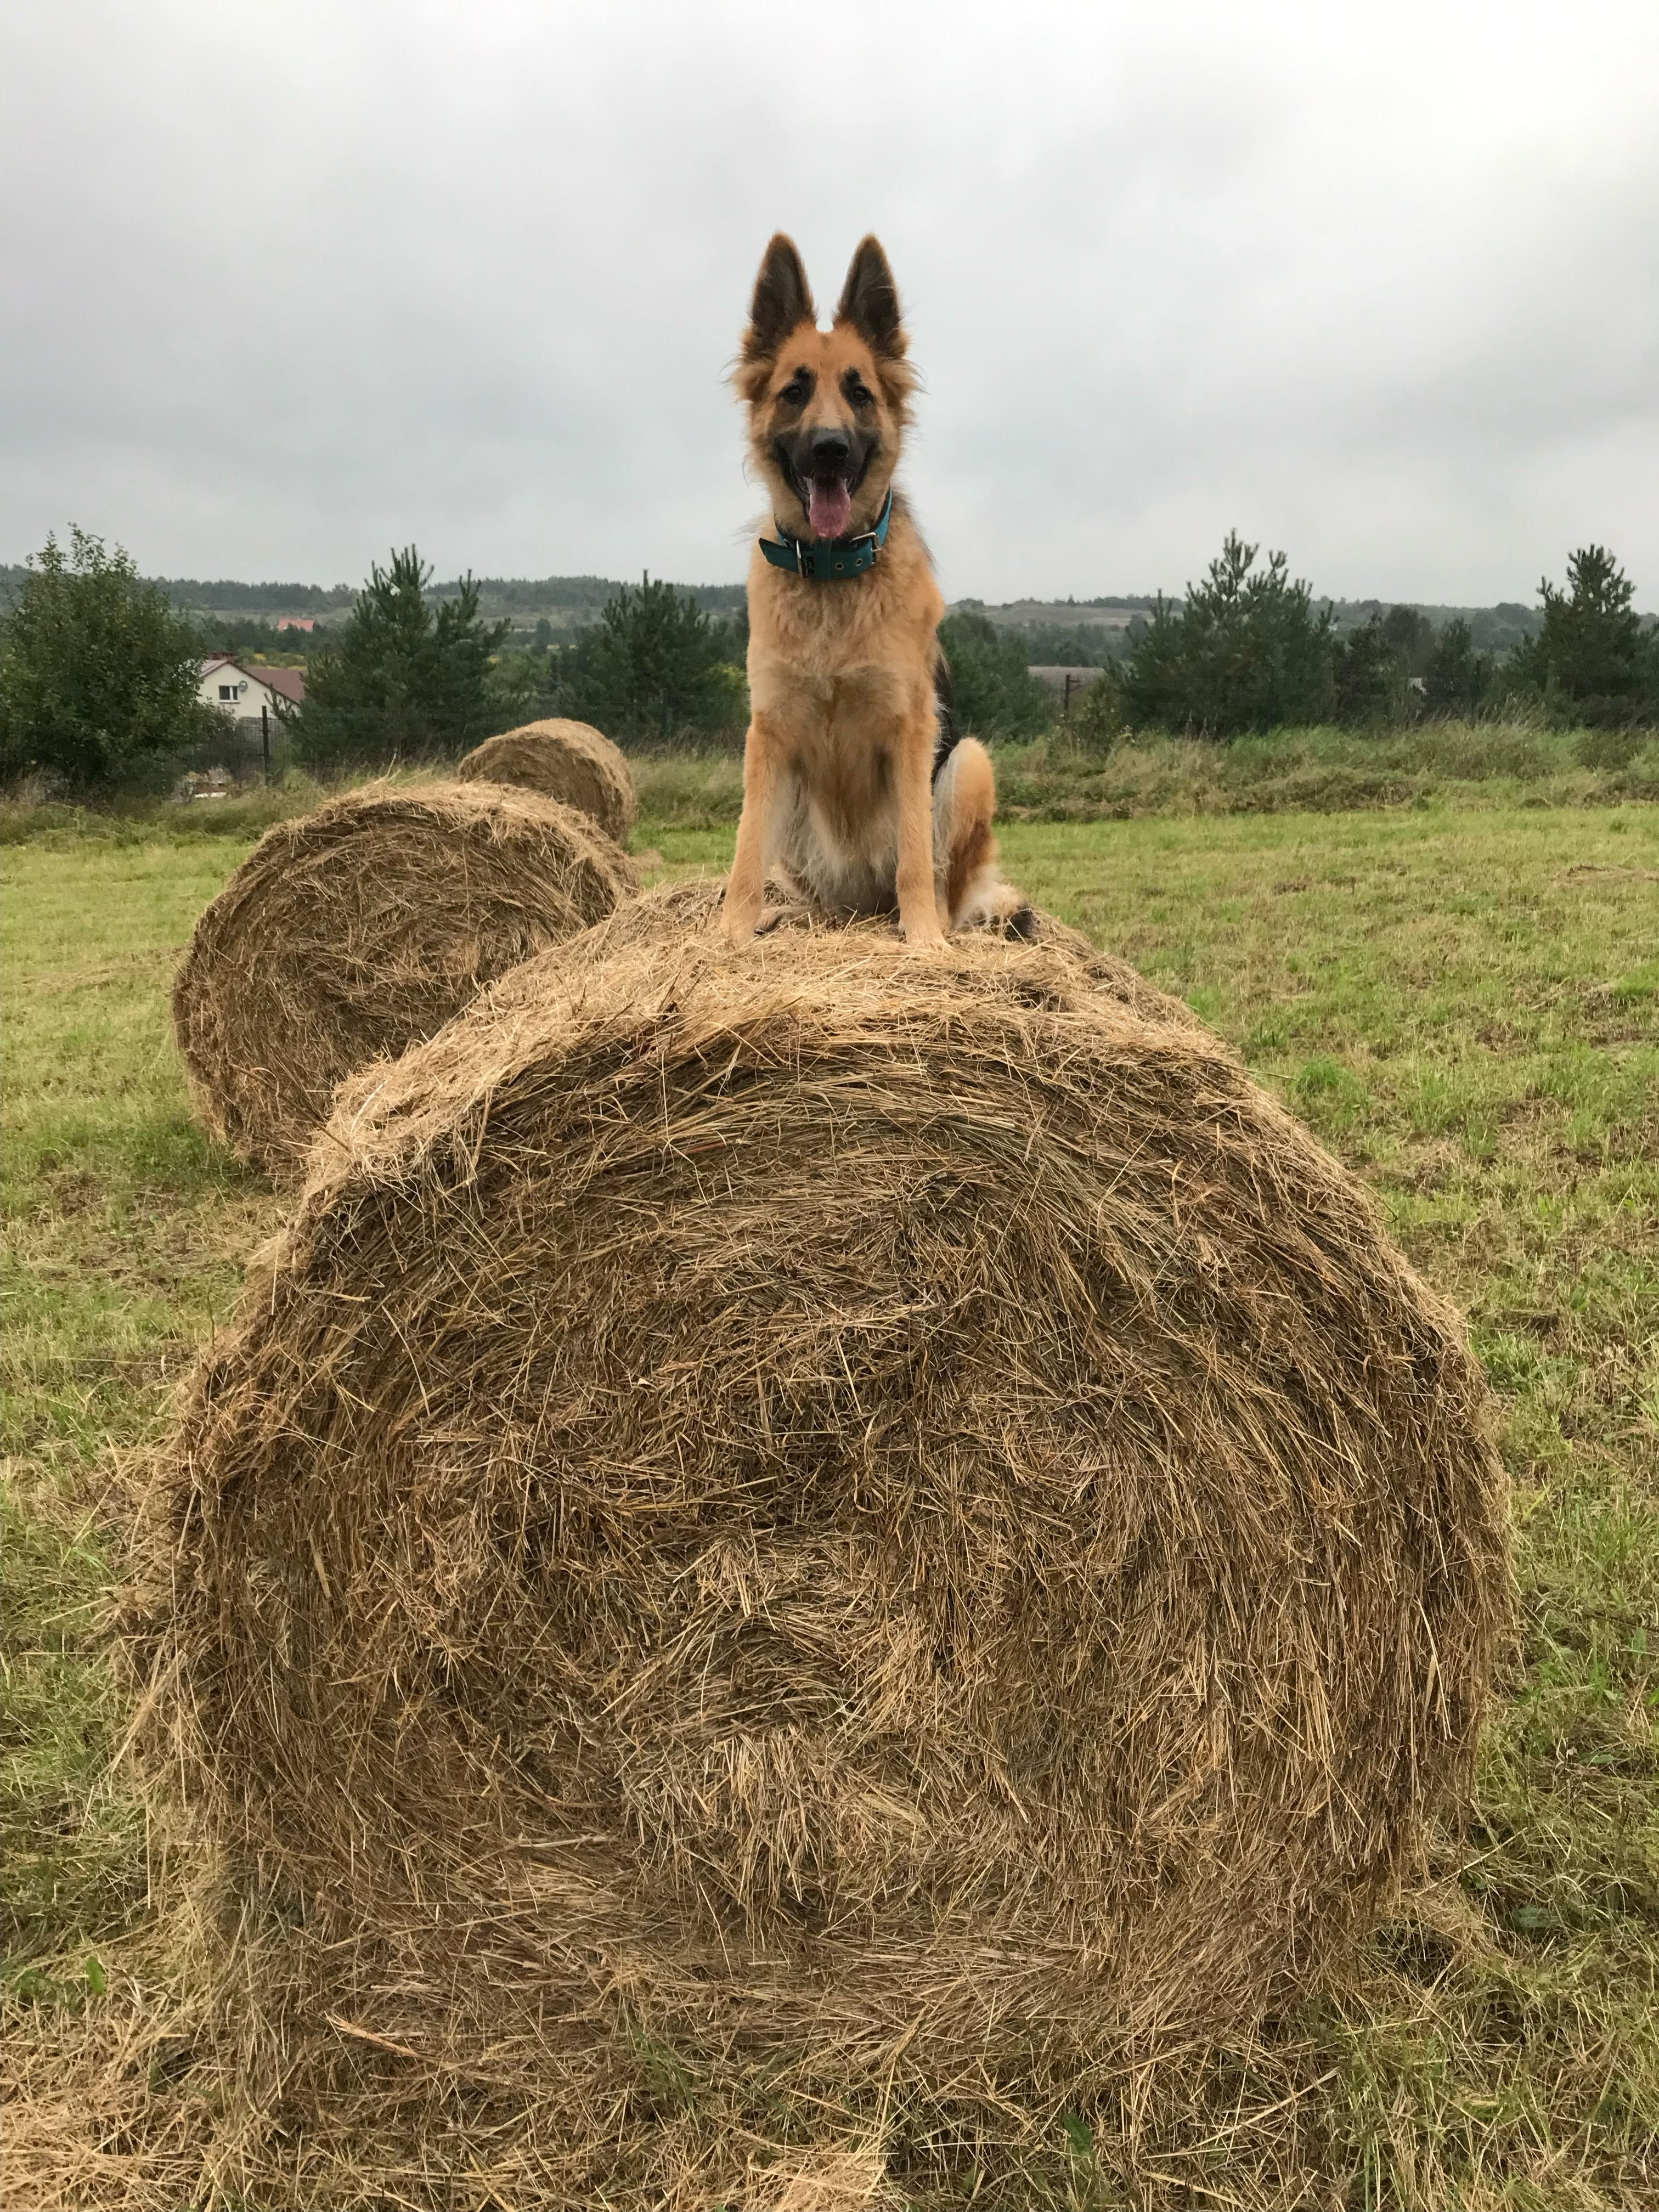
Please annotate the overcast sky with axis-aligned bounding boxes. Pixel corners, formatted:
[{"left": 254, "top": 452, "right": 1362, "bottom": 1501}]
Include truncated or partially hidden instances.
[{"left": 3, "top": 1, "right": 1656, "bottom": 605}]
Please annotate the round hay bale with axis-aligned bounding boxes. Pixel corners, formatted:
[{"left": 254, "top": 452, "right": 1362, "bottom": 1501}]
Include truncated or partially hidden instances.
[
  {"left": 456, "top": 717, "right": 638, "bottom": 845},
  {"left": 138, "top": 912, "right": 1507, "bottom": 2191},
  {"left": 172, "top": 779, "right": 635, "bottom": 1184}
]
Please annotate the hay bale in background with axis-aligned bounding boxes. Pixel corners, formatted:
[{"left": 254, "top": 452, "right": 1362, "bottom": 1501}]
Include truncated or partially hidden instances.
[
  {"left": 457, "top": 717, "right": 639, "bottom": 845},
  {"left": 172, "top": 780, "right": 634, "bottom": 1184},
  {"left": 135, "top": 911, "right": 1507, "bottom": 2203}
]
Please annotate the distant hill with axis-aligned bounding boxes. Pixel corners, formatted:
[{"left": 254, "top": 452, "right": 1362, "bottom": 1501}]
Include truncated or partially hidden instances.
[
  {"left": 430, "top": 574, "right": 746, "bottom": 622},
  {"left": 956, "top": 593, "right": 1558, "bottom": 663},
  {"left": 0, "top": 563, "right": 746, "bottom": 634},
  {"left": 957, "top": 595, "right": 1161, "bottom": 624},
  {"left": 951, "top": 597, "right": 1160, "bottom": 667},
  {"left": 6, "top": 561, "right": 1620, "bottom": 662},
  {"left": 955, "top": 588, "right": 1575, "bottom": 654},
  {"left": 1320, "top": 599, "right": 1546, "bottom": 653}
]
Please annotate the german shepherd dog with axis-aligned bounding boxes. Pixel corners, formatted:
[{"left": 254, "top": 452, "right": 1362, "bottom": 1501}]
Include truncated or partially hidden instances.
[{"left": 721, "top": 233, "right": 1030, "bottom": 950}]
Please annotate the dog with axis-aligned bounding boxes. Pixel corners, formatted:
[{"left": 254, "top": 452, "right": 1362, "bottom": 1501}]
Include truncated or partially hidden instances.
[{"left": 721, "top": 233, "right": 1031, "bottom": 950}]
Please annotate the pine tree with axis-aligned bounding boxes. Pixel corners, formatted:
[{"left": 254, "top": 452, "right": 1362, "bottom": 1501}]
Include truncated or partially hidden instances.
[
  {"left": 1424, "top": 618, "right": 1488, "bottom": 718},
  {"left": 1118, "top": 533, "right": 1335, "bottom": 737},
  {"left": 557, "top": 575, "right": 741, "bottom": 744},
  {"left": 1506, "top": 546, "right": 1657, "bottom": 727},
  {"left": 285, "top": 548, "right": 508, "bottom": 768},
  {"left": 1333, "top": 614, "right": 1409, "bottom": 727},
  {"left": 936, "top": 611, "right": 1052, "bottom": 740},
  {"left": 1380, "top": 604, "right": 1435, "bottom": 677}
]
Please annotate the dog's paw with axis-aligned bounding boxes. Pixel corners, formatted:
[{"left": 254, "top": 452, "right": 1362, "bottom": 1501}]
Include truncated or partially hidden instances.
[{"left": 716, "top": 884, "right": 761, "bottom": 947}]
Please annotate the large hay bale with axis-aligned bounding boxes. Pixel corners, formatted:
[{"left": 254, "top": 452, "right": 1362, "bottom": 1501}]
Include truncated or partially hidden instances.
[
  {"left": 456, "top": 716, "right": 638, "bottom": 844},
  {"left": 137, "top": 901, "right": 1507, "bottom": 2201},
  {"left": 172, "top": 779, "right": 635, "bottom": 1184}
]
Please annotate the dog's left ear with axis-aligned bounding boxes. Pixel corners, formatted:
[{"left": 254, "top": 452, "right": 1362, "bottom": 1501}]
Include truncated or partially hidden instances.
[{"left": 836, "top": 236, "right": 905, "bottom": 358}]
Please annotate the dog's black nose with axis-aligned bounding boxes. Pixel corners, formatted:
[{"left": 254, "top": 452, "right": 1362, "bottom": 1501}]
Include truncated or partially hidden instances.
[{"left": 808, "top": 428, "right": 851, "bottom": 472}]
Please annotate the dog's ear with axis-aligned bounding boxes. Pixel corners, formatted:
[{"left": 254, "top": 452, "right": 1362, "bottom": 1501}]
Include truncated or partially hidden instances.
[
  {"left": 743, "top": 234, "right": 815, "bottom": 362},
  {"left": 836, "top": 235, "right": 905, "bottom": 358}
]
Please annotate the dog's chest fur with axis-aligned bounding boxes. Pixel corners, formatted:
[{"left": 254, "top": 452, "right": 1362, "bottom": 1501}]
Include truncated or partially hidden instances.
[{"left": 744, "top": 510, "right": 944, "bottom": 912}]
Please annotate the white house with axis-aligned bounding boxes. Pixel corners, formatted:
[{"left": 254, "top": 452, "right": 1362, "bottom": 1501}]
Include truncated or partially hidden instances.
[{"left": 198, "top": 655, "right": 306, "bottom": 726}]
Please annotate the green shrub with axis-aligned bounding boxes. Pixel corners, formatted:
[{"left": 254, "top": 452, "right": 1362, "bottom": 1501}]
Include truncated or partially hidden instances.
[
  {"left": 1574, "top": 726, "right": 1647, "bottom": 772},
  {"left": 938, "top": 611, "right": 1053, "bottom": 741},
  {"left": 1066, "top": 668, "right": 1127, "bottom": 753},
  {"left": 0, "top": 528, "right": 218, "bottom": 788},
  {"left": 1393, "top": 724, "right": 1550, "bottom": 781}
]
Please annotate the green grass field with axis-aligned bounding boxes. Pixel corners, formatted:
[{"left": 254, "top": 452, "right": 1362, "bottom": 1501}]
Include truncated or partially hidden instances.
[{"left": 3, "top": 795, "right": 1656, "bottom": 2207}]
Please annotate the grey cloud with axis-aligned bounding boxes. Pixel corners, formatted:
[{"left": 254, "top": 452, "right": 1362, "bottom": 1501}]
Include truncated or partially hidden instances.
[{"left": 3, "top": 0, "right": 1655, "bottom": 604}]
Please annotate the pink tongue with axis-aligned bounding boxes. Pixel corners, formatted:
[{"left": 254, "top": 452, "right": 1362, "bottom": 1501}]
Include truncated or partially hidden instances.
[{"left": 808, "top": 479, "right": 853, "bottom": 539}]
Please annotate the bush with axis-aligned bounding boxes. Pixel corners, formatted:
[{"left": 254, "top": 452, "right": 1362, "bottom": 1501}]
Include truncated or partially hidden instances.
[
  {"left": 1118, "top": 532, "right": 1335, "bottom": 737},
  {"left": 1066, "top": 667, "right": 1127, "bottom": 753},
  {"left": 1394, "top": 724, "right": 1550, "bottom": 781},
  {"left": 1573, "top": 726, "right": 1646, "bottom": 772},
  {"left": 283, "top": 548, "right": 509, "bottom": 769},
  {"left": 0, "top": 528, "right": 218, "bottom": 788},
  {"left": 937, "top": 611, "right": 1052, "bottom": 741},
  {"left": 483, "top": 646, "right": 548, "bottom": 732}
]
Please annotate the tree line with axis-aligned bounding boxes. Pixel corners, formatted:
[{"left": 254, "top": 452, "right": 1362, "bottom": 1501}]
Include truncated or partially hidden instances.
[
  {"left": 1057, "top": 533, "right": 1659, "bottom": 746},
  {"left": 0, "top": 535, "right": 749, "bottom": 786},
  {"left": 2, "top": 524, "right": 1654, "bottom": 791}
]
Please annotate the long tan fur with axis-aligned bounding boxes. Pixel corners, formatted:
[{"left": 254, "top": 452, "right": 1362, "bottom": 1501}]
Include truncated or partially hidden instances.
[{"left": 724, "top": 234, "right": 1025, "bottom": 949}]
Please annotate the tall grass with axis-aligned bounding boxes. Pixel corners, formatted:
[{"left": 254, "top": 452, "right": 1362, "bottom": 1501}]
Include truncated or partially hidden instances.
[{"left": 2, "top": 723, "right": 1653, "bottom": 851}]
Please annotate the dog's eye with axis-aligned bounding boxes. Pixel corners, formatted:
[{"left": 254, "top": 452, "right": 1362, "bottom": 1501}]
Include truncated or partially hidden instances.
[
  {"left": 779, "top": 371, "right": 813, "bottom": 405},
  {"left": 844, "top": 375, "right": 874, "bottom": 408}
]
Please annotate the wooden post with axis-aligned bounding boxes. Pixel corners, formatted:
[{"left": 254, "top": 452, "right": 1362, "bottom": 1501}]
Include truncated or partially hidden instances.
[{"left": 261, "top": 703, "right": 270, "bottom": 782}]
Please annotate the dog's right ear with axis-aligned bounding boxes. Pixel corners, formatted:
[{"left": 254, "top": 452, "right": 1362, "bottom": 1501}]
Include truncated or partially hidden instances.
[{"left": 743, "top": 234, "right": 815, "bottom": 362}]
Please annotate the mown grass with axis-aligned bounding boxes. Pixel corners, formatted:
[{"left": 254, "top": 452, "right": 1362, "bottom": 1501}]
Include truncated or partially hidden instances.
[{"left": 2, "top": 799, "right": 1655, "bottom": 2207}]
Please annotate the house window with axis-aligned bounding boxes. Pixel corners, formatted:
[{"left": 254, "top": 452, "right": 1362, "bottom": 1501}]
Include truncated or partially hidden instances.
[{"left": 218, "top": 684, "right": 235, "bottom": 701}]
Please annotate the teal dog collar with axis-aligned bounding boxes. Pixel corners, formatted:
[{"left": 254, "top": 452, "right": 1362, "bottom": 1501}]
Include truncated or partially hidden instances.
[{"left": 759, "top": 484, "right": 894, "bottom": 581}]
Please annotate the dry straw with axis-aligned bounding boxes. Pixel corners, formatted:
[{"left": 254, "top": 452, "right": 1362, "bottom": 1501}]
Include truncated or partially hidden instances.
[
  {"left": 171, "top": 778, "right": 635, "bottom": 1185},
  {"left": 131, "top": 889, "right": 1508, "bottom": 2205},
  {"left": 456, "top": 716, "right": 639, "bottom": 845}
]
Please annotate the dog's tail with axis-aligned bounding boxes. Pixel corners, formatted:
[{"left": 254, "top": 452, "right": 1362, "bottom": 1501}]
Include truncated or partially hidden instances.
[{"left": 932, "top": 646, "right": 963, "bottom": 785}]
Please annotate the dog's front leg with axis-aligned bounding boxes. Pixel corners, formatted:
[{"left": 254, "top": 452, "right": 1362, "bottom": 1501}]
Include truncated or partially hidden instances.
[
  {"left": 895, "top": 722, "right": 946, "bottom": 950},
  {"left": 721, "top": 718, "right": 780, "bottom": 946}
]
